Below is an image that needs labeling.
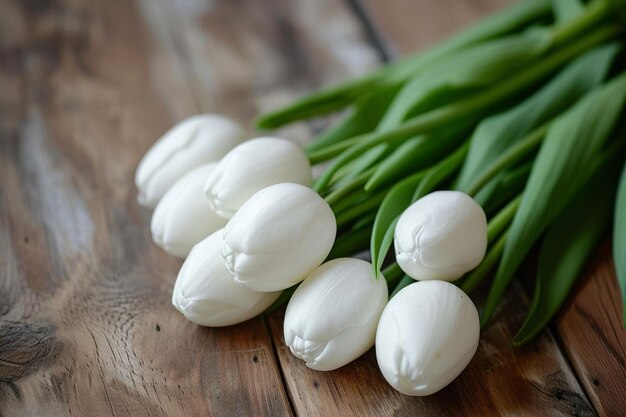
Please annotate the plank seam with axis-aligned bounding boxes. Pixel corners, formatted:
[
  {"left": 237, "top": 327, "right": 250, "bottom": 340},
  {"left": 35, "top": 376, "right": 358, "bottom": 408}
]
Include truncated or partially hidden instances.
[
  {"left": 263, "top": 318, "right": 298, "bottom": 417},
  {"left": 343, "top": 0, "right": 392, "bottom": 63}
]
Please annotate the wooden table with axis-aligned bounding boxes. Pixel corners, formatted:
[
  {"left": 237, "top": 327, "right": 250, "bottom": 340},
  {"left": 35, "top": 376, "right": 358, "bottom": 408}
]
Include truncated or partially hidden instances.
[{"left": 1, "top": 0, "right": 625, "bottom": 415}]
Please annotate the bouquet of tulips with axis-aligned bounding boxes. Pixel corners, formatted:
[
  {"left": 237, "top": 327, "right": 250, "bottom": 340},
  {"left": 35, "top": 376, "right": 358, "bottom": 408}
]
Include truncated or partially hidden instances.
[{"left": 135, "top": 0, "right": 626, "bottom": 396}]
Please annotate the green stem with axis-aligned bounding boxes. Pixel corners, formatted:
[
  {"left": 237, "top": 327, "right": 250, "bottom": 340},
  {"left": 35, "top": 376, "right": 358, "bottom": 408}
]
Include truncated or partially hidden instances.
[
  {"left": 327, "top": 227, "right": 372, "bottom": 259},
  {"left": 465, "top": 124, "right": 548, "bottom": 196},
  {"left": 382, "top": 263, "right": 403, "bottom": 283},
  {"left": 459, "top": 193, "right": 521, "bottom": 294},
  {"left": 329, "top": 189, "right": 363, "bottom": 214},
  {"left": 413, "top": 142, "right": 469, "bottom": 200},
  {"left": 335, "top": 192, "right": 387, "bottom": 228},
  {"left": 550, "top": 0, "right": 614, "bottom": 46},
  {"left": 459, "top": 230, "right": 509, "bottom": 294},
  {"left": 312, "top": 24, "right": 621, "bottom": 192},
  {"left": 487, "top": 195, "right": 521, "bottom": 242},
  {"left": 324, "top": 167, "right": 376, "bottom": 204},
  {"left": 256, "top": 0, "right": 553, "bottom": 130},
  {"left": 351, "top": 212, "right": 377, "bottom": 231},
  {"left": 390, "top": 275, "right": 415, "bottom": 298}
]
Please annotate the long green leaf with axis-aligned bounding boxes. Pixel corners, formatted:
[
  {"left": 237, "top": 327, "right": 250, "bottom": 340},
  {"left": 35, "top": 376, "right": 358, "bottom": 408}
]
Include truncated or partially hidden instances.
[
  {"left": 614, "top": 159, "right": 626, "bottom": 326},
  {"left": 366, "top": 120, "right": 473, "bottom": 191},
  {"left": 370, "top": 173, "right": 425, "bottom": 276},
  {"left": 482, "top": 72, "right": 626, "bottom": 326},
  {"left": 551, "top": 0, "right": 585, "bottom": 23},
  {"left": 311, "top": 24, "right": 620, "bottom": 192},
  {"left": 306, "top": 84, "right": 402, "bottom": 153},
  {"left": 378, "top": 28, "right": 553, "bottom": 131},
  {"left": 513, "top": 155, "right": 619, "bottom": 345},
  {"left": 255, "top": 0, "right": 552, "bottom": 129},
  {"left": 475, "top": 163, "right": 531, "bottom": 217},
  {"left": 331, "top": 143, "right": 391, "bottom": 186},
  {"left": 456, "top": 43, "right": 620, "bottom": 190}
]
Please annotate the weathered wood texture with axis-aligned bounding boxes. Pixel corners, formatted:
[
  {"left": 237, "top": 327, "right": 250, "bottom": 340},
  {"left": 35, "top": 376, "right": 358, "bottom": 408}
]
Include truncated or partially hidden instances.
[
  {"left": 268, "top": 284, "right": 594, "bottom": 417},
  {"left": 1, "top": 0, "right": 624, "bottom": 416},
  {"left": 266, "top": 1, "right": 596, "bottom": 416},
  {"left": 556, "top": 241, "right": 626, "bottom": 416},
  {"left": 359, "top": 2, "right": 626, "bottom": 416},
  {"left": 0, "top": 0, "right": 375, "bottom": 415}
]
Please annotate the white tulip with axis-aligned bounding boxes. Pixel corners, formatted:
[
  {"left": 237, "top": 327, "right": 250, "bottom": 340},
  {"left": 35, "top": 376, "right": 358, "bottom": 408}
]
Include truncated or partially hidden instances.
[
  {"left": 284, "top": 258, "right": 388, "bottom": 371},
  {"left": 222, "top": 183, "right": 336, "bottom": 292},
  {"left": 151, "top": 164, "right": 226, "bottom": 258},
  {"left": 135, "top": 114, "right": 244, "bottom": 208},
  {"left": 376, "top": 280, "right": 479, "bottom": 396},
  {"left": 394, "top": 191, "right": 487, "bottom": 281},
  {"left": 204, "top": 137, "right": 312, "bottom": 219},
  {"left": 172, "top": 230, "right": 280, "bottom": 327}
]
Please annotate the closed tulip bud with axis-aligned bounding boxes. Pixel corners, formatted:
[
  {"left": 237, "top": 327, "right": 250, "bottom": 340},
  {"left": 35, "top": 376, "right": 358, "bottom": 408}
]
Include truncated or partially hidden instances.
[
  {"left": 151, "top": 164, "right": 226, "bottom": 258},
  {"left": 222, "top": 183, "right": 335, "bottom": 292},
  {"left": 135, "top": 114, "right": 244, "bottom": 208},
  {"left": 376, "top": 280, "right": 479, "bottom": 396},
  {"left": 284, "top": 258, "right": 388, "bottom": 371},
  {"left": 204, "top": 137, "right": 312, "bottom": 219},
  {"left": 172, "top": 230, "right": 280, "bottom": 327},
  {"left": 394, "top": 191, "right": 487, "bottom": 281}
]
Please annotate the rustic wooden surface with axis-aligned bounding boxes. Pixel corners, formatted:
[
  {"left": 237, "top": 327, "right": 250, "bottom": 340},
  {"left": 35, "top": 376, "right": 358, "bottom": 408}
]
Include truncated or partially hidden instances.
[{"left": 0, "top": 0, "right": 624, "bottom": 416}]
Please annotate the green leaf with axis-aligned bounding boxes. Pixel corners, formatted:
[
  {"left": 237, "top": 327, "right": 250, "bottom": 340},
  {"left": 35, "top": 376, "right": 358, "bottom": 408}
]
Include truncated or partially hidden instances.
[
  {"left": 513, "top": 154, "right": 620, "bottom": 345},
  {"left": 331, "top": 143, "right": 391, "bottom": 186},
  {"left": 370, "top": 172, "right": 425, "bottom": 276},
  {"left": 377, "top": 28, "right": 553, "bottom": 131},
  {"left": 327, "top": 226, "right": 372, "bottom": 260},
  {"left": 312, "top": 25, "right": 620, "bottom": 192},
  {"left": 255, "top": 0, "right": 552, "bottom": 129},
  {"left": 474, "top": 163, "right": 531, "bottom": 217},
  {"left": 456, "top": 43, "right": 620, "bottom": 190},
  {"left": 482, "top": 72, "right": 626, "bottom": 326},
  {"left": 551, "top": 0, "right": 585, "bottom": 23},
  {"left": 306, "top": 84, "right": 403, "bottom": 153},
  {"left": 614, "top": 159, "right": 626, "bottom": 326},
  {"left": 366, "top": 120, "right": 474, "bottom": 191}
]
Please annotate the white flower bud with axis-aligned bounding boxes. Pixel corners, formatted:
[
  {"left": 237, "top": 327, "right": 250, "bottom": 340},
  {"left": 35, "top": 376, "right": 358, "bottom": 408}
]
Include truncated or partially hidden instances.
[
  {"left": 172, "top": 230, "right": 280, "bottom": 327},
  {"left": 135, "top": 114, "right": 244, "bottom": 208},
  {"left": 222, "top": 183, "right": 336, "bottom": 292},
  {"left": 394, "top": 191, "right": 487, "bottom": 281},
  {"left": 204, "top": 137, "right": 312, "bottom": 219},
  {"left": 151, "top": 164, "right": 226, "bottom": 258},
  {"left": 376, "top": 280, "right": 479, "bottom": 396},
  {"left": 284, "top": 258, "right": 388, "bottom": 371}
]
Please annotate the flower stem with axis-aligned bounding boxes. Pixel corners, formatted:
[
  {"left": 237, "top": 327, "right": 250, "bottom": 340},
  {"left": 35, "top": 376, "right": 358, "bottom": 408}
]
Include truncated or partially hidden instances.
[
  {"left": 465, "top": 124, "right": 548, "bottom": 196},
  {"left": 312, "top": 23, "right": 621, "bottom": 192}
]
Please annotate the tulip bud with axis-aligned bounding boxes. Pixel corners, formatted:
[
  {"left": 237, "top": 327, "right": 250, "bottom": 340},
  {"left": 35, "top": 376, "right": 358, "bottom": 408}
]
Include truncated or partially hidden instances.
[
  {"left": 222, "top": 183, "right": 336, "bottom": 292},
  {"left": 204, "top": 137, "right": 312, "bottom": 219},
  {"left": 151, "top": 164, "right": 226, "bottom": 258},
  {"left": 394, "top": 191, "right": 487, "bottom": 281},
  {"left": 135, "top": 114, "right": 244, "bottom": 208},
  {"left": 376, "top": 280, "right": 479, "bottom": 396},
  {"left": 172, "top": 230, "right": 280, "bottom": 327},
  {"left": 284, "top": 258, "right": 388, "bottom": 371}
]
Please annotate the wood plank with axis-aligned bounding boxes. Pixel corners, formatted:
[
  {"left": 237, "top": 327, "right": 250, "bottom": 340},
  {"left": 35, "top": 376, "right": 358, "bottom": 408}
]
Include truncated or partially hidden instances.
[
  {"left": 358, "top": 0, "right": 510, "bottom": 58},
  {"left": 0, "top": 0, "right": 377, "bottom": 415},
  {"left": 555, "top": 241, "right": 626, "bottom": 416},
  {"left": 268, "top": 284, "right": 594, "bottom": 417},
  {"left": 266, "top": 1, "right": 595, "bottom": 415},
  {"left": 359, "top": 1, "right": 626, "bottom": 414}
]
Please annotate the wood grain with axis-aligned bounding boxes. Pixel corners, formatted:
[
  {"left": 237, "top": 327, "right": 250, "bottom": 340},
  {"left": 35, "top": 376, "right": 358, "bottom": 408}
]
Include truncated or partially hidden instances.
[
  {"left": 359, "top": 0, "right": 510, "bottom": 58},
  {"left": 356, "top": 1, "right": 626, "bottom": 415},
  {"left": 265, "top": 1, "right": 595, "bottom": 416},
  {"left": 0, "top": 0, "right": 376, "bottom": 415},
  {"left": 268, "top": 283, "right": 594, "bottom": 416},
  {"left": 1, "top": 0, "right": 623, "bottom": 415},
  {"left": 556, "top": 241, "right": 626, "bottom": 416}
]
